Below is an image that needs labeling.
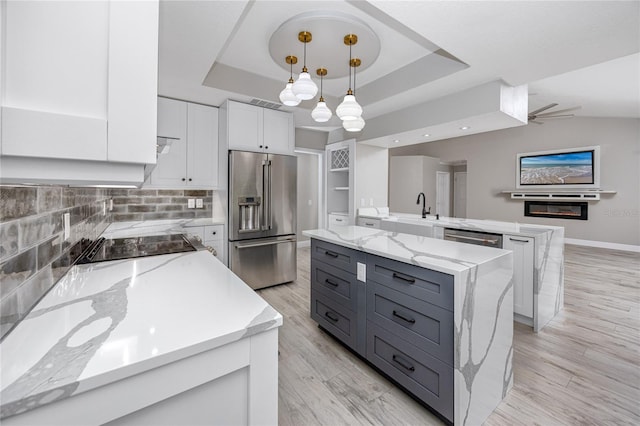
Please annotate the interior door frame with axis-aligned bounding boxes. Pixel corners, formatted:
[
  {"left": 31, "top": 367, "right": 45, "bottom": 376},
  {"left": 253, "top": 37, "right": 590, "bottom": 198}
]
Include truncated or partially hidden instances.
[
  {"left": 294, "top": 147, "right": 325, "bottom": 232},
  {"left": 436, "top": 171, "right": 451, "bottom": 217}
]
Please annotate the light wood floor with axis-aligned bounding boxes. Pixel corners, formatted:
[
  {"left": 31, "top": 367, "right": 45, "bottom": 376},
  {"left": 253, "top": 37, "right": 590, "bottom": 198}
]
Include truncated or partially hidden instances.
[{"left": 258, "top": 244, "right": 640, "bottom": 425}]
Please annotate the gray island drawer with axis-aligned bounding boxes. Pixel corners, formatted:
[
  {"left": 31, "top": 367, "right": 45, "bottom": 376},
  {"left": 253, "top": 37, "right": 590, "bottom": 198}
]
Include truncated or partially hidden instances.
[
  {"left": 367, "top": 280, "right": 454, "bottom": 366},
  {"left": 367, "top": 322, "right": 453, "bottom": 422},
  {"left": 311, "top": 290, "right": 357, "bottom": 349},
  {"left": 311, "top": 259, "right": 359, "bottom": 311},
  {"left": 311, "top": 239, "right": 361, "bottom": 275},
  {"left": 367, "top": 254, "right": 454, "bottom": 311}
]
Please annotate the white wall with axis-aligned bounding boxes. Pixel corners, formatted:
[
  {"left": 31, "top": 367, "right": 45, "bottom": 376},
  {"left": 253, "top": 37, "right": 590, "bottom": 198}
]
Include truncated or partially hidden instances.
[
  {"left": 355, "top": 143, "right": 388, "bottom": 210},
  {"left": 390, "top": 117, "right": 640, "bottom": 246}
]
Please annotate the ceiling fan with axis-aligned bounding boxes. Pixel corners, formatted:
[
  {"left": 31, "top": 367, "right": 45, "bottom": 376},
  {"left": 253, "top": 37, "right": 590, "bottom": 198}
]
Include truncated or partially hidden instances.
[{"left": 528, "top": 103, "right": 581, "bottom": 124}]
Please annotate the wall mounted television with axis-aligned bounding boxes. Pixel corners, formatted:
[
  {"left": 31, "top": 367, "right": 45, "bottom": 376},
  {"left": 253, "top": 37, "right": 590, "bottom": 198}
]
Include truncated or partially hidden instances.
[{"left": 516, "top": 146, "right": 600, "bottom": 189}]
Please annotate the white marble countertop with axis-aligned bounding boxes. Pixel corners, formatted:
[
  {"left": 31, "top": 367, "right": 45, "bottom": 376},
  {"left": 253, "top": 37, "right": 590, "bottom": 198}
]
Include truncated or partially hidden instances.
[
  {"left": 0, "top": 249, "right": 281, "bottom": 419},
  {"left": 358, "top": 212, "right": 562, "bottom": 237},
  {"left": 303, "top": 225, "right": 510, "bottom": 275},
  {"left": 101, "top": 218, "right": 224, "bottom": 239}
]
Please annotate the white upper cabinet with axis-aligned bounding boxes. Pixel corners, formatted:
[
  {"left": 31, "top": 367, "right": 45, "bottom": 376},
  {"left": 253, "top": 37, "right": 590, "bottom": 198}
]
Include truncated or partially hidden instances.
[
  {"left": 263, "top": 108, "right": 295, "bottom": 155},
  {"left": 187, "top": 103, "right": 219, "bottom": 188},
  {"left": 225, "top": 100, "right": 294, "bottom": 155},
  {"left": 0, "top": 0, "right": 159, "bottom": 184},
  {"left": 147, "top": 98, "right": 219, "bottom": 189}
]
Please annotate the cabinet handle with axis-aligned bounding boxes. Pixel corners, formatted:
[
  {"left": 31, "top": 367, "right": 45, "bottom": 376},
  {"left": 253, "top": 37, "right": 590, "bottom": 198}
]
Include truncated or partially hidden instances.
[
  {"left": 265, "top": 146, "right": 269, "bottom": 149},
  {"left": 325, "top": 278, "right": 339, "bottom": 287},
  {"left": 182, "top": 178, "right": 186, "bottom": 181},
  {"left": 188, "top": 178, "right": 192, "bottom": 182},
  {"left": 259, "top": 145, "right": 263, "bottom": 148},
  {"left": 335, "top": 218, "right": 343, "bottom": 222},
  {"left": 324, "top": 250, "right": 339, "bottom": 258},
  {"left": 212, "top": 231, "right": 217, "bottom": 235},
  {"left": 392, "top": 310, "right": 416, "bottom": 324},
  {"left": 365, "top": 222, "right": 374, "bottom": 227},
  {"left": 392, "top": 272, "right": 416, "bottom": 284},
  {"left": 509, "top": 237, "right": 529, "bottom": 243},
  {"left": 392, "top": 354, "right": 415, "bottom": 372},
  {"left": 325, "top": 311, "right": 339, "bottom": 322}
]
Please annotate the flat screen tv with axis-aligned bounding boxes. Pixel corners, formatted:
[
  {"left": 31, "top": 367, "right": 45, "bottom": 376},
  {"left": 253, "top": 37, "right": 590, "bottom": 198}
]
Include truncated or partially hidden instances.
[{"left": 516, "top": 146, "right": 600, "bottom": 189}]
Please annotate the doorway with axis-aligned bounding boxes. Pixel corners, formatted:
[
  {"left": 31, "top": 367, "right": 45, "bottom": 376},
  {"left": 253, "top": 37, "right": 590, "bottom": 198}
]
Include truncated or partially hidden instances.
[
  {"left": 294, "top": 148, "right": 324, "bottom": 246},
  {"left": 454, "top": 172, "right": 467, "bottom": 218},
  {"left": 436, "top": 171, "right": 450, "bottom": 217}
]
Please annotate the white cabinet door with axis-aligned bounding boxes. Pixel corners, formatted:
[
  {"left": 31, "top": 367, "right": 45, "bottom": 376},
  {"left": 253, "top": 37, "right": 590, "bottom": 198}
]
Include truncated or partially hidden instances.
[
  {"left": 149, "top": 139, "right": 188, "bottom": 187},
  {"left": 1, "top": 0, "right": 158, "bottom": 165},
  {"left": 187, "top": 103, "right": 219, "bottom": 187},
  {"left": 263, "top": 108, "right": 294, "bottom": 155},
  {"left": 504, "top": 234, "right": 534, "bottom": 318},
  {"left": 158, "top": 98, "right": 187, "bottom": 140},
  {"left": 106, "top": 0, "right": 158, "bottom": 164},
  {"left": 227, "top": 101, "right": 262, "bottom": 152}
]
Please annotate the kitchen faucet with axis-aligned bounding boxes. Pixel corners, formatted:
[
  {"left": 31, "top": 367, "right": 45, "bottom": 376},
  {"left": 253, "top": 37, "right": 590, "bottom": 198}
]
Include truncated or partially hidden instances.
[{"left": 416, "top": 192, "right": 431, "bottom": 218}]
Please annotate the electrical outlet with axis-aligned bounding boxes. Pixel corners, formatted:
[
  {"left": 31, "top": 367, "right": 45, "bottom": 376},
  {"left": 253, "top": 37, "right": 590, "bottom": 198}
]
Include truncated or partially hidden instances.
[
  {"left": 102, "top": 201, "right": 106, "bottom": 216},
  {"left": 357, "top": 262, "right": 366, "bottom": 282},
  {"left": 308, "top": 199, "right": 312, "bottom": 206},
  {"left": 361, "top": 198, "right": 365, "bottom": 206},
  {"left": 187, "top": 199, "right": 195, "bottom": 209},
  {"left": 195, "top": 198, "right": 203, "bottom": 208},
  {"left": 63, "top": 213, "right": 70, "bottom": 241},
  {"left": 369, "top": 198, "right": 374, "bottom": 206},
  {"left": 109, "top": 199, "right": 114, "bottom": 211}
]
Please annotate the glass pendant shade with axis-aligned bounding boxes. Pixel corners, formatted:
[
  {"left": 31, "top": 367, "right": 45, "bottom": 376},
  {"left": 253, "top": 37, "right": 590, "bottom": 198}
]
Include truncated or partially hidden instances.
[
  {"left": 343, "top": 115, "right": 365, "bottom": 132},
  {"left": 279, "top": 82, "right": 300, "bottom": 106},
  {"left": 311, "top": 100, "right": 332, "bottom": 122},
  {"left": 292, "top": 72, "right": 317, "bottom": 100},
  {"left": 336, "top": 94, "right": 362, "bottom": 121}
]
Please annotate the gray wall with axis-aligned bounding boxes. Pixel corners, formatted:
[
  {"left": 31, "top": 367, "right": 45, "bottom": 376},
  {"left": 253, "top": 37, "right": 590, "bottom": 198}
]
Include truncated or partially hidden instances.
[
  {"left": 296, "top": 152, "right": 319, "bottom": 241},
  {"left": 295, "top": 128, "right": 328, "bottom": 150},
  {"left": 390, "top": 117, "right": 640, "bottom": 246}
]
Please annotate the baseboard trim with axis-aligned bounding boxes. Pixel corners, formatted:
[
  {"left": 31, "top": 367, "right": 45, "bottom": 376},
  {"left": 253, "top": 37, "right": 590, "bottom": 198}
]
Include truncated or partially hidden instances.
[
  {"left": 565, "top": 238, "right": 640, "bottom": 253},
  {"left": 297, "top": 240, "right": 311, "bottom": 248}
]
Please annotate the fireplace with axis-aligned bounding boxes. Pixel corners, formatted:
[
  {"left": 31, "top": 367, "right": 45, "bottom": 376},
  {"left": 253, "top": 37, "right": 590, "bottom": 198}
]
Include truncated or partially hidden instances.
[{"left": 524, "top": 201, "right": 588, "bottom": 220}]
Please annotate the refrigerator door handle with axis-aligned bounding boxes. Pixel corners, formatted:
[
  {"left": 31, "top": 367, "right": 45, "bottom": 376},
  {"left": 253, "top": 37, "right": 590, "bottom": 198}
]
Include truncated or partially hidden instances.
[
  {"left": 235, "top": 238, "right": 296, "bottom": 249},
  {"left": 261, "top": 160, "right": 268, "bottom": 231},
  {"left": 267, "top": 160, "right": 273, "bottom": 230}
]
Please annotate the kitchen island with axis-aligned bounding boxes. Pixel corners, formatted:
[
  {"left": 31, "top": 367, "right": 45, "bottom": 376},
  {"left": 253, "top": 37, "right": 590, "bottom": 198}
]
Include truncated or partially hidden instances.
[
  {"left": 303, "top": 225, "right": 514, "bottom": 426},
  {"left": 0, "top": 232, "right": 281, "bottom": 424},
  {"left": 358, "top": 210, "right": 564, "bottom": 332}
]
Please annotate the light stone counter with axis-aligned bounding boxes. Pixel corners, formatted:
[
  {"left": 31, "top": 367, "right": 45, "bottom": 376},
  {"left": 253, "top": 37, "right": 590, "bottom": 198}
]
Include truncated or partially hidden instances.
[
  {"left": 100, "top": 218, "right": 224, "bottom": 238},
  {"left": 303, "top": 226, "right": 514, "bottom": 426},
  {"left": 0, "top": 249, "right": 281, "bottom": 424},
  {"left": 358, "top": 212, "right": 565, "bottom": 331}
]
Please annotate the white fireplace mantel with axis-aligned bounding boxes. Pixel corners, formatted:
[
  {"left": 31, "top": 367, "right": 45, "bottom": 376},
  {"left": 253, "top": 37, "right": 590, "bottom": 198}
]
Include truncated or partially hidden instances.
[{"left": 500, "top": 189, "right": 617, "bottom": 201}]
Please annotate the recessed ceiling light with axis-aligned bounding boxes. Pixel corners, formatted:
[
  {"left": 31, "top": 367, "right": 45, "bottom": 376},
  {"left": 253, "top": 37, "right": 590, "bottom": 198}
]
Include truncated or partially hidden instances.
[
  {"left": 393, "top": 139, "right": 400, "bottom": 143},
  {"left": 423, "top": 133, "right": 430, "bottom": 137},
  {"left": 460, "top": 126, "right": 470, "bottom": 130}
]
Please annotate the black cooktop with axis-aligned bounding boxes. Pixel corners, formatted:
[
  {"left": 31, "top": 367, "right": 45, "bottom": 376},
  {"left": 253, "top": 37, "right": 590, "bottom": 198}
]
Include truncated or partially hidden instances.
[{"left": 77, "top": 234, "right": 197, "bottom": 264}]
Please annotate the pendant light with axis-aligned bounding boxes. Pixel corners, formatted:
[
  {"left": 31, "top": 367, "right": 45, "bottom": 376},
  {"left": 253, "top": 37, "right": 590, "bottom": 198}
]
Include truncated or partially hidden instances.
[
  {"left": 342, "top": 58, "right": 365, "bottom": 132},
  {"left": 311, "top": 68, "right": 332, "bottom": 122},
  {"left": 291, "top": 31, "right": 318, "bottom": 100},
  {"left": 279, "top": 56, "right": 301, "bottom": 106},
  {"left": 336, "top": 34, "right": 363, "bottom": 121}
]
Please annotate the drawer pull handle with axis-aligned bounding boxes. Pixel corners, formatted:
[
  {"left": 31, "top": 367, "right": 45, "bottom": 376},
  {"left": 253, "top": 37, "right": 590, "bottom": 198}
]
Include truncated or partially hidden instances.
[
  {"left": 325, "top": 311, "right": 339, "bottom": 322},
  {"left": 325, "top": 278, "right": 339, "bottom": 287},
  {"left": 392, "top": 310, "right": 416, "bottom": 324},
  {"left": 392, "top": 354, "right": 415, "bottom": 372},
  {"left": 392, "top": 272, "right": 415, "bottom": 284},
  {"left": 509, "top": 237, "right": 529, "bottom": 243},
  {"left": 365, "top": 222, "right": 374, "bottom": 226},
  {"left": 325, "top": 250, "right": 339, "bottom": 258}
]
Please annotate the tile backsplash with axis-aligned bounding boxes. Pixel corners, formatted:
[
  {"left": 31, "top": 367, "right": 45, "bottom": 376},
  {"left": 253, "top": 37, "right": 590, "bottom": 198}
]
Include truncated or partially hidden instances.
[
  {"left": 0, "top": 186, "right": 221, "bottom": 340},
  {"left": 0, "top": 186, "right": 111, "bottom": 339}
]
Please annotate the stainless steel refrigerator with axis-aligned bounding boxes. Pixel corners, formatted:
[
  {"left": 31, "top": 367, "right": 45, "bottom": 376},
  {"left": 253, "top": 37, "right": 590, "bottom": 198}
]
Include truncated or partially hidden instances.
[{"left": 228, "top": 150, "right": 297, "bottom": 290}]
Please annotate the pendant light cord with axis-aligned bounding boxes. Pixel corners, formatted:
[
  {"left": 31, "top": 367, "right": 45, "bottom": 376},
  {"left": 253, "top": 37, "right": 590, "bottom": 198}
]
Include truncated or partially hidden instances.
[{"left": 348, "top": 41, "right": 353, "bottom": 92}]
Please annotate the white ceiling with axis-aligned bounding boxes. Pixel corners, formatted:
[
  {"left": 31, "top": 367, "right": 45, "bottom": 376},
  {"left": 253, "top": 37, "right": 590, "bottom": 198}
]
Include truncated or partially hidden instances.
[{"left": 158, "top": 0, "right": 640, "bottom": 145}]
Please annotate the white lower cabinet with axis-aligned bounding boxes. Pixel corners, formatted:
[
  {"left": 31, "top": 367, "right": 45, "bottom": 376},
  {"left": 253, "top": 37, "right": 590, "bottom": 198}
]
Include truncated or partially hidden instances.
[
  {"left": 328, "top": 213, "right": 350, "bottom": 226},
  {"left": 356, "top": 218, "right": 381, "bottom": 228},
  {"left": 183, "top": 224, "right": 224, "bottom": 261},
  {"left": 504, "top": 234, "right": 534, "bottom": 318}
]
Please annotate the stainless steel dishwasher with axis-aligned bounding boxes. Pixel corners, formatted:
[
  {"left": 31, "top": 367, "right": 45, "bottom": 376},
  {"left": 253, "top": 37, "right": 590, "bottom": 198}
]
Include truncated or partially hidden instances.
[{"left": 443, "top": 228, "right": 503, "bottom": 248}]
